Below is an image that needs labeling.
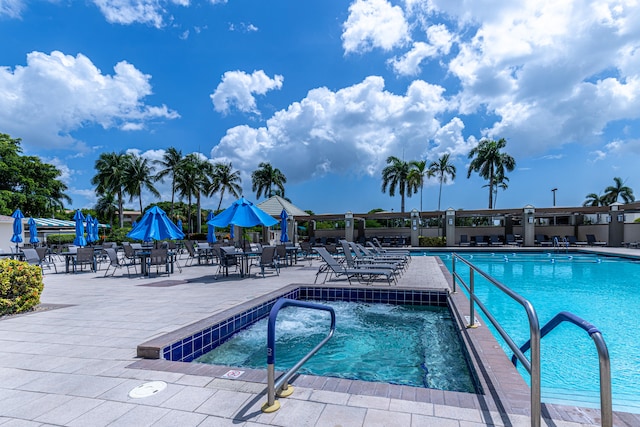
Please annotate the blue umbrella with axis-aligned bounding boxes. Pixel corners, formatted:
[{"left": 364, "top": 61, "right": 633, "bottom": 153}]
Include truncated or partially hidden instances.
[
  {"left": 131, "top": 220, "right": 137, "bottom": 229},
  {"left": 92, "top": 217, "right": 100, "bottom": 243},
  {"left": 10, "top": 209, "right": 24, "bottom": 252},
  {"left": 127, "top": 206, "right": 185, "bottom": 241},
  {"left": 229, "top": 224, "right": 234, "bottom": 239},
  {"left": 28, "top": 218, "right": 40, "bottom": 244},
  {"left": 73, "top": 209, "right": 87, "bottom": 246},
  {"left": 280, "top": 209, "right": 289, "bottom": 243},
  {"left": 177, "top": 219, "right": 183, "bottom": 230},
  {"left": 207, "top": 197, "right": 278, "bottom": 228},
  {"left": 206, "top": 212, "right": 217, "bottom": 243},
  {"left": 85, "top": 214, "right": 95, "bottom": 244}
]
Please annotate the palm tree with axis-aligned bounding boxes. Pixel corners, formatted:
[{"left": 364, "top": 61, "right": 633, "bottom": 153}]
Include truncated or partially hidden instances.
[
  {"left": 154, "top": 147, "right": 183, "bottom": 218},
  {"left": 484, "top": 174, "right": 509, "bottom": 209},
  {"left": 251, "top": 162, "right": 287, "bottom": 199},
  {"left": 407, "top": 160, "right": 431, "bottom": 212},
  {"left": 174, "top": 155, "right": 200, "bottom": 237},
  {"left": 604, "top": 177, "right": 635, "bottom": 204},
  {"left": 467, "top": 138, "right": 516, "bottom": 209},
  {"left": 209, "top": 162, "right": 242, "bottom": 211},
  {"left": 583, "top": 193, "right": 606, "bottom": 207},
  {"left": 381, "top": 156, "right": 413, "bottom": 213},
  {"left": 190, "top": 155, "right": 213, "bottom": 233},
  {"left": 124, "top": 153, "right": 161, "bottom": 214},
  {"left": 94, "top": 192, "right": 118, "bottom": 226},
  {"left": 91, "top": 152, "right": 132, "bottom": 228},
  {"left": 428, "top": 153, "right": 456, "bottom": 211}
]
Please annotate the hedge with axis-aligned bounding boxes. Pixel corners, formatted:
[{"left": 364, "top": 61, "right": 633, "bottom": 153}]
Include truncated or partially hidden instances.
[{"left": 0, "top": 259, "right": 44, "bottom": 316}]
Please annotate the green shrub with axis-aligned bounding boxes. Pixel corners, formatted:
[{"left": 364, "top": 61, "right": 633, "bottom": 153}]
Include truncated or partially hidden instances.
[
  {"left": 418, "top": 236, "right": 446, "bottom": 247},
  {"left": 0, "top": 259, "right": 44, "bottom": 316}
]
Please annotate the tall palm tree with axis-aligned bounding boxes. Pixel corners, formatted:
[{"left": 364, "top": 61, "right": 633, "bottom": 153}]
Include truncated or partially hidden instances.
[
  {"left": 604, "top": 177, "right": 635, "bottom": 204},
  {"left": 174, "top": 155, "right": 200, "bottom": 237},
  {"left": 467, "top": 138, "right": 516, "bottom": 209},
  {"left": 428, "top": 153, "right": 457, "bottom": 211},
  {"left": 583, "top": 193, "right": 606, "bottom": 207},
  {"left": 251, "top": 162, "right": 287, "bottom": 199},
  {"left": 483, "top": 174, "right": 509, "bottom": 209},
  {"left": 190, "top": 155, "right": 213, "bottom": 233},
  {"left": 154, "top": 147, "right": 183, "bottom": 218},
  {"left": 209, "top": 162, "right": 242, "bottom": 211},
  {"left": 91, "top": 152, "right": 132, "bottom": 228},
  {"left": 94, "top": 192, "right": 118, "bottom": 226},
  {"left": 407, "top": 160, "right": 431, "bottom": 212},
  {"left": 124, "top": 153, "right": 161, "bottom": 214},
  {"left": 381, "top": 156, "right": 413, "bottom": 213}
]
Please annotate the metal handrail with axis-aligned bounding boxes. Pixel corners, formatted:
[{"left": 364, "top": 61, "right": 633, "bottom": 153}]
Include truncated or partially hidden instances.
[
  {"left": 512, "top": 311, "right": 612, "bottom": 427},
  {"left": 261, "top": 298, "right": 336, "bottom": 413},
  {"left": 452, "top": 254, "right": 541, "bottom": 427}
]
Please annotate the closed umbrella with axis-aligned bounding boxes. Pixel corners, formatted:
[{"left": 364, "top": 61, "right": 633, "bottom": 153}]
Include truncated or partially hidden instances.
[
  {"left": 92, "top": 217, "right": 100, "bottom": 243},
  {"left": 10, "top": 209, "right": 24, "bottom": 253},
  {"left": 85, "top": 214, "right": 95, "bottom": 244},
  {"left": 28, "top": 218, "right": 40, "bottom": 245},
  {"left": 127, "top": 206, "right": 185, "bottom": 242},
  {"left": 206, "top": 212, "right": 217, "bottom": 243},
  {"left": 73, "top": 209, "right": 87, "bottom": 247},
  {"left": 280, "top": 209, "right": 289, "bottom": 243}
]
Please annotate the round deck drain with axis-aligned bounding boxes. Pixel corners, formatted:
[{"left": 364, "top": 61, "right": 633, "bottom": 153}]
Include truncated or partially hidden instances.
[{"left": 128, "top": 381, "right": 167, "bottom": 398}]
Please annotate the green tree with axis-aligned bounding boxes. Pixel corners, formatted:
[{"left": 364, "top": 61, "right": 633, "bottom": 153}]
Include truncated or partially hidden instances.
[
  {"left": 407, "top": 160, "right": 431, "bottom": 212},
  {"left": 251, "top": 162, "right": 287, "bottom": 200},
  {"left": 174, "top": 154, "right": 211, "bottom": 235},
  {"left": 428, "top": 153, "right": 457, "bottom": 211},
  {"left": 124, "top": 153, "right": 160, "bottom": 214},
  {"left": 154, "top": 147, "right": 183, "bottom": 218},
  {"left": 467, "top": 138, "right": 516, "bottom": 209},
  {"left": 92, "top": 151, "right": 132, "bottom": 228},
  {"left": 94, "top": 192, "right": 118, "bottom": 226},
  {"left": 209, "top": 162, "right": 242, "bottom": 211},
  {"left": 0, "top": 133, "right": 71, "bottom": 216},
  {"left": 381, "top": 156, "right": 413, "bottom": 213},
  {"left": 604, "top": 177, "right": 635, "bottom": 204},
  {"left": 583, "top": 192, "right": 607, "bottom": 207}
]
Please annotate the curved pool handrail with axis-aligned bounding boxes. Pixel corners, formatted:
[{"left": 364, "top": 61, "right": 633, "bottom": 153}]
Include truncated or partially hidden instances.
[
  {"left": 512, "top": 311, "right": 612, "bottom": 427},
  {"left": 262, "top": 298, "right": 336, "bottom": 413},
  {"left": 452, "top": 253, "right": 541, "bottom": 427}
]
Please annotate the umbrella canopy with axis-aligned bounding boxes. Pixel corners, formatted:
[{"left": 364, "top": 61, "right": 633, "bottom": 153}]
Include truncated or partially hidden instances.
[
  {"left": 127, "top": 206, "right": 185, "bottom": 242},
  {"left": 28, "top": 218, "right": 40, "bottom": 244},
  {"left": 10, "top": 209, "right": 24, "bottom": 249},
  {"left": 92, "top": 217, "right": 100, "bottom": 243},
  {"left": 85, "top": 214, "right": 95, "bottom": 244},
  {"left": 73, "top": 209, "right": 87, "bottom": 247},
  {"left": 206, "top": 212, "right": 217, "bottom": 243},
  {"left": 208, "top": 197, "right": 278, "bottom": 228},
  {"left": 131, "top": 220, "right": 137, "bottom": 228},
  {"left": 280, "top": 209, "right": 289, "bottom": 243}
]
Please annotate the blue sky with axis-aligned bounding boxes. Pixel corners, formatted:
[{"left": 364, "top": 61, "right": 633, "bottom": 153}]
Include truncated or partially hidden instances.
[{"left": 2, "top": 0, "right": 640, "bottom": 214}]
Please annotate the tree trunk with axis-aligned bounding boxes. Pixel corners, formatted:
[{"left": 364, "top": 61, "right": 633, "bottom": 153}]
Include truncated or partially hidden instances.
[
  {"left": 118, "top": 189, "right": 124, "bottom": 228},
  {"left": 196, "top": 191, "right": 202, "bottom": 234}
]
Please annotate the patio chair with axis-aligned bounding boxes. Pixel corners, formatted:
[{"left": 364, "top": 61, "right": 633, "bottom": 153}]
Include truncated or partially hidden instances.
[
  {"left": 314, "top": 246, "right": 394, "bottom": 286},
  {"left": 248, "top": 245, "right": 279, "bottom": 278},
  {"left": 505, "top": 234, "right": 519, "bottom": 246},
  {"left": 275, "top": 244, "right": 287, "bottom": 266},
  {"left": 146, "top": 248, "right": 171, "bottom": 277},
  {"left": 371, "top": 238, "right": 411, "bottom": 257},
  {"left": 489, "top": 235, "right": 502, "bottom": 246},
  {"left": 355, "top": 243, "right": 407, "bottom": 271},
  {"left": 586, "top": 234, "right": 607, "bottom": 246},
  {"left": 35, "top": 247, "right": 58, "bottom": 273},
  {"left": 73, "top": 247, "right": 96, "bottom": 273},
  {"left": 103, "top": 248, "right": 136, "bottom": 277},
  {"left": 21, "top": 248, "right": 44, "bottom": 268},
  {"left": 459, "top": 234, "right": 471, "bottom": 246},
  {"left": 341, "top": 241, "right": 402, "bottom": 276},
  {"left": 218, "top": 246, "right": 239, "bottom": 277}
]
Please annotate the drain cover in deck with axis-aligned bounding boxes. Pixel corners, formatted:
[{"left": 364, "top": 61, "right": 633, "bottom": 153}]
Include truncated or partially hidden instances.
[{"left": 128, "top": 381, "right": 167, "bottom": 398}]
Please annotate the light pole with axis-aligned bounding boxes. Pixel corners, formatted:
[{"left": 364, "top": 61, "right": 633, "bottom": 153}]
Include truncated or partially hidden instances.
[{"left": 551, "top": 188, "right": 558, "bottom": 207}]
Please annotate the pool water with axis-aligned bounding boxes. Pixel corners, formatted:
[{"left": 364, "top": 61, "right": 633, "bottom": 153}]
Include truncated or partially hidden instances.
[
  {"left": 196, "top": 301, "right": 477, "bottom": 393},
  {"left": 438, "top": 251, "right": 640, "bottom": 413}
]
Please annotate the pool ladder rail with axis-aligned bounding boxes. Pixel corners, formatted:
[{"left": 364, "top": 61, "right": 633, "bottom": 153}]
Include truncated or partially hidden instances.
[
  {"left": 261, "top": 298, "right": 336, "bottom": 413},
  {"left": 512, "top": 311, "right": 612, "bottom": 427}
]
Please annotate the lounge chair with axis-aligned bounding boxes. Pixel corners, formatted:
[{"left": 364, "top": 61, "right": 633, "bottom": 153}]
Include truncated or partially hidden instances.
[
  {"left": 459, "top": 235, "right": 471, "bottom": 246},
  {"left": 339, "top": 241, "right": 401, "bottom": 279},
  {"left": 505, "top": 234, "right": 518, "bottom": 246},
  {"left": 314, "top": 246, "right": 394, "bottom": 286},
  {"left": 535, "top": 234, "right": 551, "bottom": 246},
  {"left": 371, "top": 238, "right": 411, "bottom": 257},
  {"left": 489, "top": 235, "right": 502, "bottom": 246},
  {"left": 586, "top": 234, "right": 607, "bottom": 246},
  {"left": 474, "top": 236, "right": 488, "bottom": 246},
  {"left": 355, "top": 243, "right": 407, "bottom": 272}
]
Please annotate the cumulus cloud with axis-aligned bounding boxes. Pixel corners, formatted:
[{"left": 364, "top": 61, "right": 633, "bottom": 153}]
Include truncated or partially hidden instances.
[
  {"left": 389, "top": 24, "right": 455, "bottom": 76},
  {"left": 0, "top": 50, "right": 179, "bottom": 151},
  {"left": 342, "top": 0, "right": 410, "bottom": 54},
  {"left": 210, "top": 70, "right": 284, "bottom": 115},
  {"left": 91, "top": 0, "right": 192, "bottom": 27},
  {"left": 210, "top": 76, "right": 463, "bottom": 193}
]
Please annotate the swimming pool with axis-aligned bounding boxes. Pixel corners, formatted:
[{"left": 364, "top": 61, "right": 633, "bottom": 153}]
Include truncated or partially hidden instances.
[
  {"left": 195, "top": 300, "right": 477, "bottom": 393},
  {"left": 436, "top": 250, "right": 640, "bottom": 413}
]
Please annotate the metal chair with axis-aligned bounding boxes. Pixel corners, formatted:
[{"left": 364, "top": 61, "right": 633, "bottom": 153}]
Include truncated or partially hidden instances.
[
  {"left": 103, "top": 248, "right": 136, "bottom": 277},
  {"left": 73, "top": 247, "right": 96, "bottom": 273},
  {"left": 248, "top": 246, "right": 279, "bottom": 278},
  {"left": 146, "top": 248, "right": 171, "bottom": 277}
]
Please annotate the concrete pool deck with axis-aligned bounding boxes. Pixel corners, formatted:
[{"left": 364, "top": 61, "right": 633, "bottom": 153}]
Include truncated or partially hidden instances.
[{"left": 0, "top": 248, "right": 638, "bottom": 426}]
